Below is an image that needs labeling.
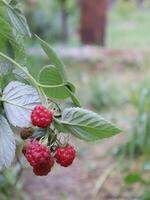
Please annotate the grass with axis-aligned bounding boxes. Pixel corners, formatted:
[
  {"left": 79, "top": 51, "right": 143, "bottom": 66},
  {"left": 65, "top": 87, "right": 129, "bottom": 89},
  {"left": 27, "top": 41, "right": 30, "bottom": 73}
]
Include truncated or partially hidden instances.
[
  {"left": 107, "top": 8, "right": 150, "bottom": 48},
  {"left": 89, "top": 79, "right": 125, "bottom": 111},
  {"left": 117, "top": 79, "right": 150, "bottom": 158}
]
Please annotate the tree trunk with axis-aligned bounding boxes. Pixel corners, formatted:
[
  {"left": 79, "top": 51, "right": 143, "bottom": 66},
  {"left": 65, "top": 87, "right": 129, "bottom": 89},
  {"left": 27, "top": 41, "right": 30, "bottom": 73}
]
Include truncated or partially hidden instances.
[{"left": 80, "top": 0, "right": 108, "bottom": 46}]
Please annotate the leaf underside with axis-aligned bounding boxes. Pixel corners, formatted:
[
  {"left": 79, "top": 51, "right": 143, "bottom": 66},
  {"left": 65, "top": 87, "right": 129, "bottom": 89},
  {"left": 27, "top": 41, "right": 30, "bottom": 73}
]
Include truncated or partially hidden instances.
[
  {"left": 0, "top": 115, "right": 16, "bottom": 169},
  {"left": 3, "top": 81, "right": 41, "bottom": 127}
]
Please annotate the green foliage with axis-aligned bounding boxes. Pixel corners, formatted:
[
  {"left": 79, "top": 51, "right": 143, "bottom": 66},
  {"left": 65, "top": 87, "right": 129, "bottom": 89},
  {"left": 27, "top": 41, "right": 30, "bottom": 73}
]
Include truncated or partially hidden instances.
[
  {"left": 36, "top": 36, "right": 80, "bottom": 106},
  {"left": 55, "top": 107, "right": 121, "bottom": 141},
  {"left": 38, "top": 65, "right": 72, "bottom": 99},
  {"left": 0, "top": 0, "right": 31, "bottom": 68},
  {"left": 107, "top": 6, "right": 150, "bottom": 48},
  {"left": 0, "top": 168, "right": 29, "bottom": 200},
  {"left": 0, "top": 45, "right": 121, "bottom": 142},
  {"left": 130, "top": 83, "right": 150, "bottom": 154},
  {"left": 124, "top": 172, "right": 145, "bottom": 185},
  {"left": 36, "top": 35, "right": 67, "bottom": 80},
  {"left": 0, "top": 1, "right": 45, "bottom": 198},
  {"left": 4, "top": 0, "right": 31, "bottom": 37},
  {"left": 140, "top": 190, "right": 150, "bottom": 200},
  {"left": 114, "top": 79, "right": 150, "bottom": 200},
  {"left": 0, "top": 0, "right": 121, "bottom": 148},
  {"left": 118, "top": 80, "right": 150, "bottom": 158},
  {"left": 124, "top": 170, "right": 150, "bottom": 200},
  {"left": 0, "top": 4, "right": 121, "bottom": 200},
  {"left": 89, "top": 79, "right": 125, "bottom": 110},
  {"left": 116, "top": 0, "right": 136, "bottom": 17}
]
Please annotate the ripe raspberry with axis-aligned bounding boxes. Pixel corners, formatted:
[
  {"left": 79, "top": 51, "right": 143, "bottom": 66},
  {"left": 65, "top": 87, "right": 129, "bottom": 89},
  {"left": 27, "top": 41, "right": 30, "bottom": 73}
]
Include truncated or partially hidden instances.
[
  {"left": 31, "top": 105, "right": 53, "bottom": 128},
  {"left": 23, "top": 140, "right": 54, "bottom": 176},
  {"left": 33, "top": 160, "right": 54, "bottom": 176},
  {"left": 55, "top": 145, "right": 76, "bottom": 167}
]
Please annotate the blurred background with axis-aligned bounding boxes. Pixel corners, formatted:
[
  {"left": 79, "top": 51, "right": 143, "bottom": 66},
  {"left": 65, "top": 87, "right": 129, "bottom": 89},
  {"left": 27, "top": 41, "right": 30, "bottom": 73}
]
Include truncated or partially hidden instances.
[{"left": 1, "top": 0, "right": 150, "bottom": 199}]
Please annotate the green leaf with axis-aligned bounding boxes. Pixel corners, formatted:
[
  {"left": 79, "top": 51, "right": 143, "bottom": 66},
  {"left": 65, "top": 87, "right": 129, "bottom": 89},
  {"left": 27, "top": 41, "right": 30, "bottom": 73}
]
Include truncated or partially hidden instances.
[
  {"left": 65, "top": 82, "right": 81, "bottom": 106},
  {"left": 0, "top": 73, "right": 15, "bottom": 89},
  {"left": 140, "top": 190, "right": 150, "bottom": 200},
  {"left": 124, "top": 173, "right": 143, "bottom": 185},
  {"left": 38, "top": 65, "right": 71, "bottom": 99},
  {"left": 56, "top": 107, "right": 121, "bottom": 141},
  {"left": 36, "top": 35, "right": 67, "bottom": 81},
  {"left": 36, "top": 36, "right": 80, "bottom": 105},
  {"left": 0, "top": 3, "right": 27, "bottom": 65},
  {"left": 66, "top": 82, "right": 75, "bottom": 93},
  {"left": 4, "top": 0, "right": 31, "bottom": 37},
  {"left": 0, "top": 15, "right": 17, "bottom": 59},
  {"left": 66, "top": 88, "right": 81, "bottom": 107},
  {"left": 0, "top": 16, "right": 14, "bottom": 45}
]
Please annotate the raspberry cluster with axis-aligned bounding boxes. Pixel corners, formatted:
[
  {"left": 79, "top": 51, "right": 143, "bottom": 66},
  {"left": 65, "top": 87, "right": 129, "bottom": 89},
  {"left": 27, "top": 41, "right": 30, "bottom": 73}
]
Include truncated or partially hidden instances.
[
  {"left": 23, "top": 140, "right": 76, "bottom": 176},
  {"left": 22, "top": 105, "right": 76, "bottom": 176}
]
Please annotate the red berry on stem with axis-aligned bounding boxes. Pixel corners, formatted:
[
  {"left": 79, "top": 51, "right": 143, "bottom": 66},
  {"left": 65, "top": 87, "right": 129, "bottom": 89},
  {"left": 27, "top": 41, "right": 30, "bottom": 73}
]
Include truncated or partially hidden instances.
[
  {"left": 23, "top": 140, "right": 54, "bottom": 176},
  {"left": 31, "top": 105, "right": 53, "bottom": 128},
  {"left": 55, "top": 145, "right": 76, "bottom": 167},
  {"left": 33, "top": 161, "right": 54, "bottom": 176}
]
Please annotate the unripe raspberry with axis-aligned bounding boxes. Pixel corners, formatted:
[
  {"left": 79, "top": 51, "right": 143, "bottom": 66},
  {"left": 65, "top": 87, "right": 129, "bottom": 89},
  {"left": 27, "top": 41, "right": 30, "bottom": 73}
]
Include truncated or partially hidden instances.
[
  {"left": 55, "top": 145, "right": 76, "bottom": 167},
  {"left": 31, "top": 105, "right": 53, "bottom": 128},
  {"left": 23, "top": 140, "right": 54, "bottom": 176},
  {"left": 20, "top": 127, "right": 34, "bottom": 140}
]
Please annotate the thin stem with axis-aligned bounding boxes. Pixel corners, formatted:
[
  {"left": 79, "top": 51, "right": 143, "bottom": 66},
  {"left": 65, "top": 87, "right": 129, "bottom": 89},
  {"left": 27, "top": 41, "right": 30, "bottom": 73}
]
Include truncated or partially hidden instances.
[
  {"left": 1, "top": 0, "right": 9, "bottom": 6},
  {"left": 0, "top": 52, "right": 66, "bottom": 90},
  {"left": 1, "top": 0, "right": 17, "bottom": 12},
  {"left": 0, "top": 52, "right": 37, "bottom": 85},
  {"left": 0, "top": 52, "right": 67, "bottom": 107},
  {"left": 15, "top": 153, "right": 23, "bottom": 185},
  {"left": 38, "top": 86, "right": 48, "bottom": 106},
  {"left": 0, "top": 52, "right": 45, "bottom": 103},
  {"left": 37, "top": 83, "right": 65, "bottom": 88},
  {"left": 54, "top": 117, "right": 62, "bottom": 124}
]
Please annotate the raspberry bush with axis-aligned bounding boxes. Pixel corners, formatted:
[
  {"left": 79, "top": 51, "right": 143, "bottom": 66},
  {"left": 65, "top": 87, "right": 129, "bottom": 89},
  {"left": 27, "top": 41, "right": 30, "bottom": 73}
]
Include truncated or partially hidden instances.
[{"left": 0, "top": 0, "right": 121, "bottom": 176}]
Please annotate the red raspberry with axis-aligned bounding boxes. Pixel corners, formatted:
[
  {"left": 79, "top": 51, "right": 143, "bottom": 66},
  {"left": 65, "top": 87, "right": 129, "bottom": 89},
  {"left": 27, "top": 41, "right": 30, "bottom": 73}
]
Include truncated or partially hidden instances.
[
  {"left": 31, "top": 105, "right": 53, "bottom": 128},
  {"left": 23, "top": 140, "right": 54, "bottom": 176},
  {"left": 33, "top": 161, "right": 54, "bottom": 176},
  {"left": 55, "top": 145, "right": 76, "bottom": 167}
]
